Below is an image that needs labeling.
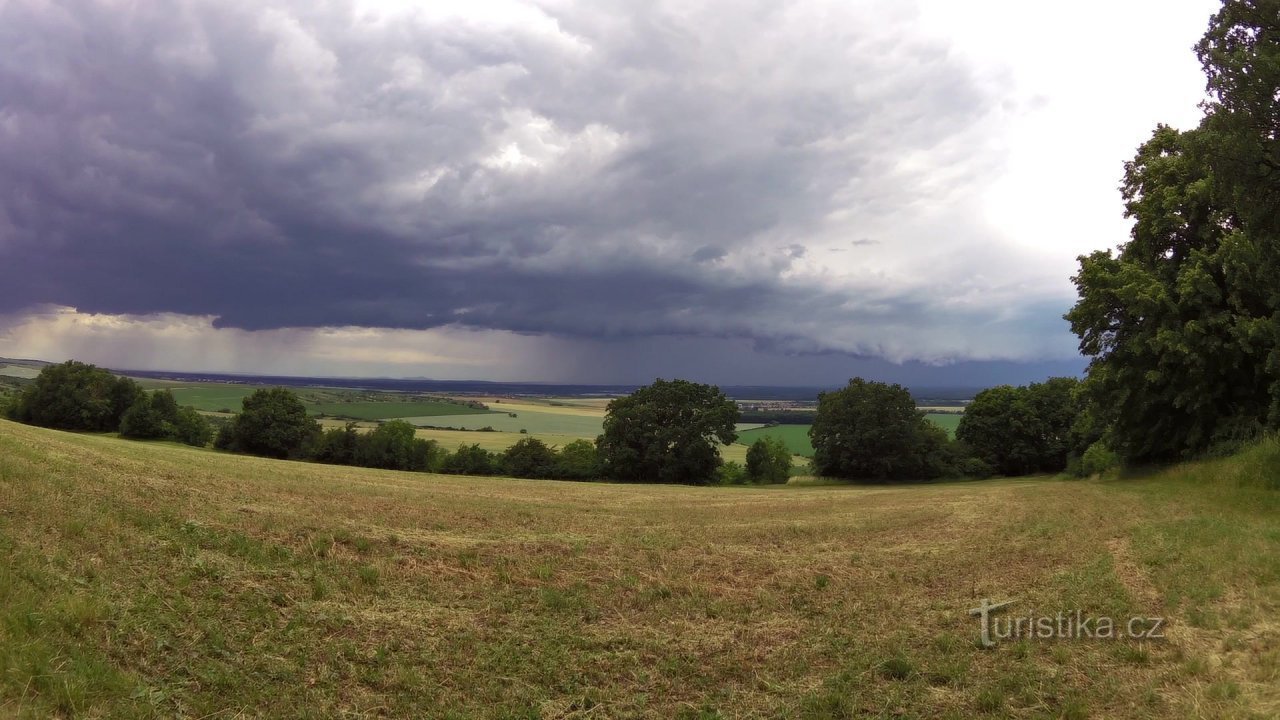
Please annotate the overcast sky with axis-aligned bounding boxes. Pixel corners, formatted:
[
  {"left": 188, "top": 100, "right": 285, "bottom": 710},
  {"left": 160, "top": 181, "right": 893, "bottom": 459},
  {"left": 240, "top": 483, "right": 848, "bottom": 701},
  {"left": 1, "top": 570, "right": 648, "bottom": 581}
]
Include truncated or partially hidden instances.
[{"left": 0, "top": 0, "right": 1220, "bottom": 385}]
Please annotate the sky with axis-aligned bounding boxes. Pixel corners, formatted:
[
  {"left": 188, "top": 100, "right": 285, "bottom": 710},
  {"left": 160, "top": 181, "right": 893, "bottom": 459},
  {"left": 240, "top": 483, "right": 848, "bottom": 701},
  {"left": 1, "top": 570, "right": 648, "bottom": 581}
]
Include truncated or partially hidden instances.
[{"left": 0, "top": 0, "right": 1221, "bottom": 385}]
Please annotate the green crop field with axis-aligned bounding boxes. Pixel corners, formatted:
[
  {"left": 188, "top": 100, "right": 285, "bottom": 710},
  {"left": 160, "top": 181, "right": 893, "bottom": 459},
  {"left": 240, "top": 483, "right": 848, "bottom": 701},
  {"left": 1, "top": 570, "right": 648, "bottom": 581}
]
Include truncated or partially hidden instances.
[
  {"left": 404, "top": 409, "right": 606, "bottom": 436},
  {"left": 310, "top": 401, "right": 494, "bottom": 420},
  {"left": 166, "top": 384, "right": 262, "bottom": 412},
  {"left": 735, "top": 424, "right": 816, "bottom": 457},
  {"left": 2, "top": 419, "right": 1277, "bottom": 718},
  {"left": 924, "top": 412, "right": 962, "bottom": 436},
  {"left": 736, "top": 414, "right": 962, "bottom": 457}
]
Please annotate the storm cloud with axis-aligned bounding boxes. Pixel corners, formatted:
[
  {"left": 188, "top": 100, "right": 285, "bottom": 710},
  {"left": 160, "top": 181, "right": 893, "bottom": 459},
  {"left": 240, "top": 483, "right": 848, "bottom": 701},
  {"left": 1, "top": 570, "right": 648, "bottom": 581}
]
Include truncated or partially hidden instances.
[{"left": 0, "top": 0, "right": 1133, "bottom": 372}]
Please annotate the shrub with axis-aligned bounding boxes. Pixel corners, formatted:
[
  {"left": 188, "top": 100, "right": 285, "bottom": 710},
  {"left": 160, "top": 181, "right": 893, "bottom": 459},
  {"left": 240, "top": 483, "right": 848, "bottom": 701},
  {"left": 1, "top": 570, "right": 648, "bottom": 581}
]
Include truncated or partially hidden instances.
[
  {"left": 716, "top": 461, "right": 747, "bottom": 485},
  {"left": 440, "top": 444, "right": 499, "bottom": 475},
  {"left": 745, "top": 436, "right": 791, "bottom": 484},
  {"left": 554, "top": 439, "right": 599, "bottom": 480},
  {"left": 502, "top": 437, "right": 557, "bottom": 478}
]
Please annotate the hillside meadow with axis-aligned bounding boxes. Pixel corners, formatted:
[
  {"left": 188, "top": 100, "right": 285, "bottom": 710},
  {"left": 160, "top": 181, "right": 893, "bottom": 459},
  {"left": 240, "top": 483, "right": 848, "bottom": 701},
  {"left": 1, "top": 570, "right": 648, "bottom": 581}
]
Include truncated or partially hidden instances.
[{"left": 1, "top": 419, "right": 1277, "bottom": 718}]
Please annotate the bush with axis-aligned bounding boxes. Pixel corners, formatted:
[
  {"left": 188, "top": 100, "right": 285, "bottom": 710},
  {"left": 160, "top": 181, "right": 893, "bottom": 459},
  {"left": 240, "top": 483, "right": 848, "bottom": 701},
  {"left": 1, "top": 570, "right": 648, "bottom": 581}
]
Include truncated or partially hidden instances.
[
  {"left": 440, "top": 444, "right": 499, "bottom": 475},
  {"left": 746, "top": 436, "right": 791, "bottom": 484},
  {"left": 555, "top": 439, "right": 600, "bottom": 480},
  {"left": 1080, "top": 442, "right": 1120, "bottom": 477},
  {"left": 502, "top": 437, "right": 557, "bottom": 478},
  {"left": 172, "top": 407, "right": 213, "bottom": 447},
  {"left": 716, "top": 461, "right": 747, "bottom": 485}
]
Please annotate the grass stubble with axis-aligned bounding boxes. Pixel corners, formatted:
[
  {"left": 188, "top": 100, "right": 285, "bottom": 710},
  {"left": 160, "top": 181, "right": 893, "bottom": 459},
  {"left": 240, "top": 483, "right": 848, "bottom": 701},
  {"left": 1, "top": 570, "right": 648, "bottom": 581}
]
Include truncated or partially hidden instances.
[{"left": 0, "top": 418, "right": 1277, "bottom": 718}]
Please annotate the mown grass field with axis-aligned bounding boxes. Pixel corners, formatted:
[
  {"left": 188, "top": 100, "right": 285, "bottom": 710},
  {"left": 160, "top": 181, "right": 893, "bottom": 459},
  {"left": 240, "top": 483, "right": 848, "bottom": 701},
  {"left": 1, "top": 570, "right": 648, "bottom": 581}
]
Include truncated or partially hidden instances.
[{"left": 1, "top": 419, "right": 1277, "bottom": 718}]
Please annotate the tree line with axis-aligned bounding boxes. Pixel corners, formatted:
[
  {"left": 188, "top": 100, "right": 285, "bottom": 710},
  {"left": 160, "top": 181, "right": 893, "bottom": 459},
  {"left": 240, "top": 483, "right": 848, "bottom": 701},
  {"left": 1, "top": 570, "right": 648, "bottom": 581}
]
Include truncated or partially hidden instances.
[{"left": 6, "top": 361, "right": 1087, "bottom": 485}]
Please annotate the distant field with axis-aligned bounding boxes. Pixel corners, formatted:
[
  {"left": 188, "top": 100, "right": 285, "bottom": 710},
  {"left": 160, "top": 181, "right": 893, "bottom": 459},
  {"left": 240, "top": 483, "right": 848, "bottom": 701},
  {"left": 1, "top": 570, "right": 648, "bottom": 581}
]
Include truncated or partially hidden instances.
[
  {"left": 736, "top": 424, "right": 816, "bottom": 457},
  {"left": 924, "top": 412, "right": 962, "bottom": 436},
  {"left": 167, "top": 385, "right": 261, "bottom": 411},
  {"left": 737, "top": 413, "right": 960, "bottom": 457},
  {"left": 405, "top": 409, "right": 605, "bottom": 436},
  {"left": 0, "top": 364, "right": 40, "bottom": 379},
  {"left": 310, "top": 401, "right": 493, "bottom": 420},
  {"left": 3, "top": 419, "right": 1276, "bottom": 718}
]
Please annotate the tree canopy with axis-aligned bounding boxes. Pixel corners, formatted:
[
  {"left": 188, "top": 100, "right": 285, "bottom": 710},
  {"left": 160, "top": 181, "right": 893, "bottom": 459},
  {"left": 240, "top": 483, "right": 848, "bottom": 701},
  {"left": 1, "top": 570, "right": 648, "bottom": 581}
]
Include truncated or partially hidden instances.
[
  {"left": 7, "top": 361, "right": 143, "bottom": 432},
  {"left": 215, "top": 388, "right": 320, "bottom": 459},
  {"left": 956, "top": 378, "right": 1080, "bottom": 476},
  {"left": 596, "top": 379, "right": 739, "bottom": 485},
  {"left": 809, "top": 378, "right": 952, "bottom": 482},
  {"left": 1066, "top": 1, "right": 1280, "bottom": 462}
]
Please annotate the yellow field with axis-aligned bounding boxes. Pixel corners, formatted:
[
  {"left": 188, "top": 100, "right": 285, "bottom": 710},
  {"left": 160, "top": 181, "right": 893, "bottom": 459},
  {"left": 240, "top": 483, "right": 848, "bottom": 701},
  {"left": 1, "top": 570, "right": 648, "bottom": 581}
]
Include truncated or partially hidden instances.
[{"left": 4, "top": 420, "right": 1275, "bottom": 718}]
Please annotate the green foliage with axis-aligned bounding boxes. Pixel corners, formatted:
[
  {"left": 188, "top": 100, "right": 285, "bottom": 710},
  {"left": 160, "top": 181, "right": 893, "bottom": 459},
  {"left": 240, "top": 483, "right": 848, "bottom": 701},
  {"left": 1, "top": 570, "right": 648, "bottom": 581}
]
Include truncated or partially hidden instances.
[
  {"left": 172, "top": 407, "right": 213, "bottom": 447},
  {"left": 808, "top": 378, "right": 954, "bottom": 482},
  {"left": 597, "top": 379, "right": 740, "bottom": 485},
  {"left": 7, "top": 361, "right": 143, "bottom": 432},
  {"left": 501, "top": 437, "right": 558, "bottom": 478},
  {"left": 215, "top": 388, "right": 319, "bottom": 459},
  {"left": 310, "top": 421, "right": 437, "bottom": 472},
  {"left": 120, "top": 390, "right": 184, "bottom": 440},
  {"left": 745, "top": 436, "right": 791, "bottom": 484},
  {"left": 313, "top": 423, "right": 361, "bottom": 466},
  {"left": 1079, "top": 442, "right": 1120, "bottom": 477},
  {"left": 440, "top": 444, "right": 500, "bottom": 475},
  {"left": 1068, "top": 5, "right": 1280, "bottom": 462},
  {"left": 355, "top": 420, "right": 437, "bottom": 472},
  {"left": 715, "top": 461, "right": 747, "bottom": 485},
  {"left": 554, "top": 439, "right": 600, "bottom": 481},
  {"left": 955, "top": 378, "right": 1080, "bottom": 476}
]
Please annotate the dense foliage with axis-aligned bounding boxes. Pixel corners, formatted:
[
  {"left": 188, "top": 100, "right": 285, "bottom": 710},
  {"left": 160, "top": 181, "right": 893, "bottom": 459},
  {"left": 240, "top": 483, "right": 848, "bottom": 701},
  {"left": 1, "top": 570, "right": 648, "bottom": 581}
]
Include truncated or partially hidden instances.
[
  {"left": 745, "top": 436, "right": 792, "bottom": 484},
  {"left": 7, "top": 361, "right": 143, "bottom": 432},
  {"left": 956, "top": 378, "right": 1081, "bottom": 476},
  {"left": 597, "top": 379, "right": 740, "bottom": 485},
  {"left": 1067, "top": 0, "right": 1280, "bottom": 462},
  {"left": 120, "top": 389, "right": 213, "bottom": 447},
  {"left": 215, "top": 388, "right": 320, "bottom": 459},
  {"left": 809, "top": 379, "right": 954, "bottom": 482}
]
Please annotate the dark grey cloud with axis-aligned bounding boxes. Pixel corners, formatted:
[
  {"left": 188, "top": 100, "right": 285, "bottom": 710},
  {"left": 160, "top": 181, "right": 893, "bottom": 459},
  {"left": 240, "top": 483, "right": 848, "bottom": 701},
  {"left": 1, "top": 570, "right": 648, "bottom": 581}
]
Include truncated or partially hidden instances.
[{"left": 0, "top": 0, "right": 1079, "bottom": 365}]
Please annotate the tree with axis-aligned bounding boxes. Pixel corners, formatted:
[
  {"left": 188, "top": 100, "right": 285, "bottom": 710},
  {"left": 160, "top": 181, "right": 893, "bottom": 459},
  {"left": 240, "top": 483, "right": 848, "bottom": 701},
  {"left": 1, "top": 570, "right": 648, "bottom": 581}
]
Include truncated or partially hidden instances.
[
  {"left": 745, "top": 436, "right": 791, "bottom": 484},
  {"left": 8, "top": 361, "right": 143, "bottom": 432},
  {"left": 216, "top": 388, "right": 319, "bottom": 459},
  {"left": 502, "top": 437, "right": 558, "bottom": 478},
  {"left": 554, "top": 439, "right": 599, "bottom": 480},
  {"left": 355, "top": 420, "right": 431, "bottom": 471},
  {"left": 596, "top": 379, "right": 740, "bottom": 485},
  {"left": 313, "top": 422, "right": 361, "bottom": 465},
  {"left": 440, "top": 444, "right": 499, "bottom": 475},
  {"left": 809, "top": 378, "right": 953, "bottom": 481},
  {"left": 172, "top": 407, "right": 213, "bottom": 447},
  {"left": 956, "top": 378, "right": 1080, "bottom": 476}
]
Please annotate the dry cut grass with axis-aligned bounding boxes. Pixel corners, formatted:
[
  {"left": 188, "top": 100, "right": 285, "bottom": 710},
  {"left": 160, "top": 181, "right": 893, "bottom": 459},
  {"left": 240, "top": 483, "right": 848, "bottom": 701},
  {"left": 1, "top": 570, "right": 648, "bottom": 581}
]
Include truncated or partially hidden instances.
[{"left": 0, "top": 419, "right": 1277, "bottom": 718}]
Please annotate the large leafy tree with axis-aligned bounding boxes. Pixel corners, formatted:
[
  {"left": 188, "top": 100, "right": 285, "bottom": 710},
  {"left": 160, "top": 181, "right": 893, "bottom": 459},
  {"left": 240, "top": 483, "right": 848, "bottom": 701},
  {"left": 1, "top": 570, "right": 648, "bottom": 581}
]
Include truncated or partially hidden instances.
[
  {"left": 809, "top": 378, "right": 952, "bottom": 482},
  {"left": 596, "top": 379, "right": 739, "bottom": 485},
  {"left": 1066, "top": 1, "right": 1280, "bottom": 461},
  {"left": 956, "top": 378, "right": 1080, "bottom": 475},
  {"left": 8, "top": 360, "right": 143, "bottom": 432},
  {"left": 216, "top": 388, "right": 319, "bottom": 459}
]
